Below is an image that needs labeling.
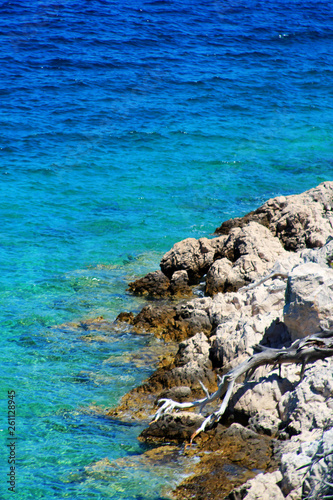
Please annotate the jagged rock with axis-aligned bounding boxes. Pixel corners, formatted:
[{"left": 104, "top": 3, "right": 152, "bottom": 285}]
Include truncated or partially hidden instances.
[
  {"left": 206, "top": 223, "right": 287, "bottom": 296},
  {"left": 169, "top": 270, "right": 192, "bottom": 296},
  {"left": 231, "top": 254, "right": 267, "bottom": 285},
  {"left": 127, "top": 269, "right": 193, "bottom": 298},
  {"left": 227, "top": 471, "right": 284, "bottom": 500},
  {"left": 174, "top": 297, "right": 213, "bottom": 336},
  {"left": 160, "top": 236, "right": 225, "bottom": 284},
  {"left": 279, "top": 437, "right": 321, "bottom": 498},
  {"left": 209, "top": 233, "right": 229, "bottom": 257},
  {"left": 278, "top": 359, "right": 333, "bottom": 436},
  {"left": 209, "top": 278, "right": 287, "bottom": 371},
  {"left": 131, "top": 303, "right": 177, "bottom": 335},
  {"left": 140, "top": 411, "right": 205, "bottom": 442},
  {"left": 209, "top": 277, "right": 286, "bottom": 331},
  {"left": 215, "top": 181, "right": 333, "bottom": 251},
  {"left": 284, "top": 261, "right": 333, "bottom": 340},
  {"left": 174, "top": 423, "right": 279, "bottom": 500},
  {"left": 301, "top": 236, "right": 333, "bottom": 267},
  {"left": 302, "top": 427, "right": 333, "bottom": 500},
  {"left": 227, "top": 221, "right": 287, "bottom": 263},
  {"left": 248, "top": 410, "right": 282, "bottom": 437},
  {"left": 117, "top": 297, "right": 213, "bottom": 342},
  {"left": 210, "top": 313, "right": 279, "bottom": 371},
  {"left": 230, "top": 372, "right": 294, "bottom": 426},
  {"left": 127, "top": 270, "right": 170, "bottom": 297},
  {"left": 205, "top": 257, "right": 245, "bottom": 295},
  {"left": 170, "top": 332, "right": 215, "bottom": 389},
  {"left": 114, "top": 183, "right": 333, "bottom": 500}
]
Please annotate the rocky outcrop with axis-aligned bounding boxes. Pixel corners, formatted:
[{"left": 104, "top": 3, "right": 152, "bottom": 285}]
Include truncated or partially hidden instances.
[
  {"left": 111, "top": 182, "right": 333, "bottom": 499},
  {"left": 127, "top": 269, "right": 193, "bottom": 298},
  {"left": 117, "top": 297, "right": 213, "bottom": 342},
  {"left": 141, "top": 411, "right": 205, "bottom": 442},
  {"left": 205, "top": 222, "right": 287, "bottom": 296},
  {"left": 127, "top": 182, "right": 333, "bottom": 299},
  {"left": 160, "top": 236, "right": 224, "bottom": 284},
  {"left": 215, "top": 181, "right": 333, "bottom": 251}
]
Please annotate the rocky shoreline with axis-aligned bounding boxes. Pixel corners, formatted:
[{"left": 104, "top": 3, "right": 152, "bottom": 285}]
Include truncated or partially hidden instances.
[{"left": 110, "top": 181, "right": 333, "bottom": 499}]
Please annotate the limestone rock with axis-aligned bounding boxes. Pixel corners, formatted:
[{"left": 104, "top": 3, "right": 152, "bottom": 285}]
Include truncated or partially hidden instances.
[
  {"left": 301, "top": 236, "right": 333, "bottom": 267},
  {"left": 209, "top": 278, "right": 287, "bottom": 371},
  {"left": 231, "top": 372, "right": 294, "bottom": 423},
  {"left": 174, "top": 297, "right": 213, "bottom": 336},
  {"left": 231, "top": 254, "right": 268, "bottom": 286},
  {"left": 230, "top": 221, "right": 287, "bottom": 263},
  {"left": 205, "top": 255, "right": 268, "bottom": 296},
  {"left": 278, "top": 359, "right": 333, "bottom": 436},
  {"left": 210, "top": 313, "right": 277, "bottom": 371},
  {"left": 215, "top": 181, "right": 333, "bottom": 252},
  {"left": 279, "top": 434, "right": 325, "bottom": 498},
  {"left": 248, "top": 410, "right": 282, "bottom": 437},
  {"left": 284, "top": 262, "right": 333, "bottom": 340},
  {"left": 132, "top": 303, "right": 177, "bottom": 336},
  {"left": 171, "top": 332, "right": 215, "bottom": 389},
  {"left": 205, "top": 221, "right": 288, "bottom": 296},
  {"left": 205, "top": 257, "right": 239, "bottom": 295},
  {"left": 227, "top": 471, "right": 284, "bottom": 500},
  {"left": 302, "top": 427, "right": 333, "bottom": 500},
  {"left": 158, "top": 385, "right": 192, "bottom": 402},
  {"left": 125, "top": 297, "right": 213, "bottom": 342},
  {"left": 127, "top": 269, "right": 193, "bottom": 298},
  {"left": 209, "top": 233, "right": 229, "bottom": 258},
  {"left": 160, "top": 237, "right": 216, "bottom": 284},
  {"left": 116, "top": 311, "right": 135, "bottom": 324}
]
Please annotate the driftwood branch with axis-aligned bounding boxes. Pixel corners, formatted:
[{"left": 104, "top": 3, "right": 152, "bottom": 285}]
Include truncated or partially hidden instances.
[{"left": 151, "top": 331, "right": 333, "bottom": 445}]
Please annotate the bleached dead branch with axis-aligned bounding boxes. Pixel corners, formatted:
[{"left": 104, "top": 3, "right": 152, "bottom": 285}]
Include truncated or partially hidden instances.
[{"left": 151, "top": 330, "right": 333, "bottom": 445}]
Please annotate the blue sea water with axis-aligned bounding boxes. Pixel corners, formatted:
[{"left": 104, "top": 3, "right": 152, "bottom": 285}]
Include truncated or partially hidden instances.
[{"left": 0, "top": 0, "right": 332, "bottom": 498}]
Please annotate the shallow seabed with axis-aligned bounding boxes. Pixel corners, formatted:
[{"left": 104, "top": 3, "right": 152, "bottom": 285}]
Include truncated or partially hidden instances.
[{"left": 0, "top": 0, "right": 332, "bottom": 498}]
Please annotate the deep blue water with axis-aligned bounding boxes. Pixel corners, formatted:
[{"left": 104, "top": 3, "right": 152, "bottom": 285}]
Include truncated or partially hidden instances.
[{"left": 0, "top": 0, "right": 332, "bottom": 498}]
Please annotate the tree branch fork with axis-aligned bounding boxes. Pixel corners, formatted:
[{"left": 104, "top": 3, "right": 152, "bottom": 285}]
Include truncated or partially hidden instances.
[{"left": 151, "top": 330, "right": 333, "bottom": 445}]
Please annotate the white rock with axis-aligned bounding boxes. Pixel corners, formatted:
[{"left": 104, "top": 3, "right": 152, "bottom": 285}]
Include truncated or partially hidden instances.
[
  {"left": 284, "top": 262, "right": 333, "bottom": 340},
  {"left": 278, "top": 359, "right": 333, "bottom": 436},
  {"left": 160, "top": 237, "right": 216, "bottom": 284},
  {"left": 229, "top": 471, "right": 284, "bottom": 500},
  {"left": 170, "top": 332, "right": 214, "bottom": 389}
]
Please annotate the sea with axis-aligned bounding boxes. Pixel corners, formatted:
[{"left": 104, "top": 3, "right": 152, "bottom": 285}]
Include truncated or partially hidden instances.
[{"left": 0, "top": 0, "right": 332, "bottom": 498}]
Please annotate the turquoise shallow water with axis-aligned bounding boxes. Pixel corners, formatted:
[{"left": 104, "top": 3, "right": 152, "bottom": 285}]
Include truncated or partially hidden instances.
[{"left": 1, "top": 0, "right": 333, "bottom": 498}]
